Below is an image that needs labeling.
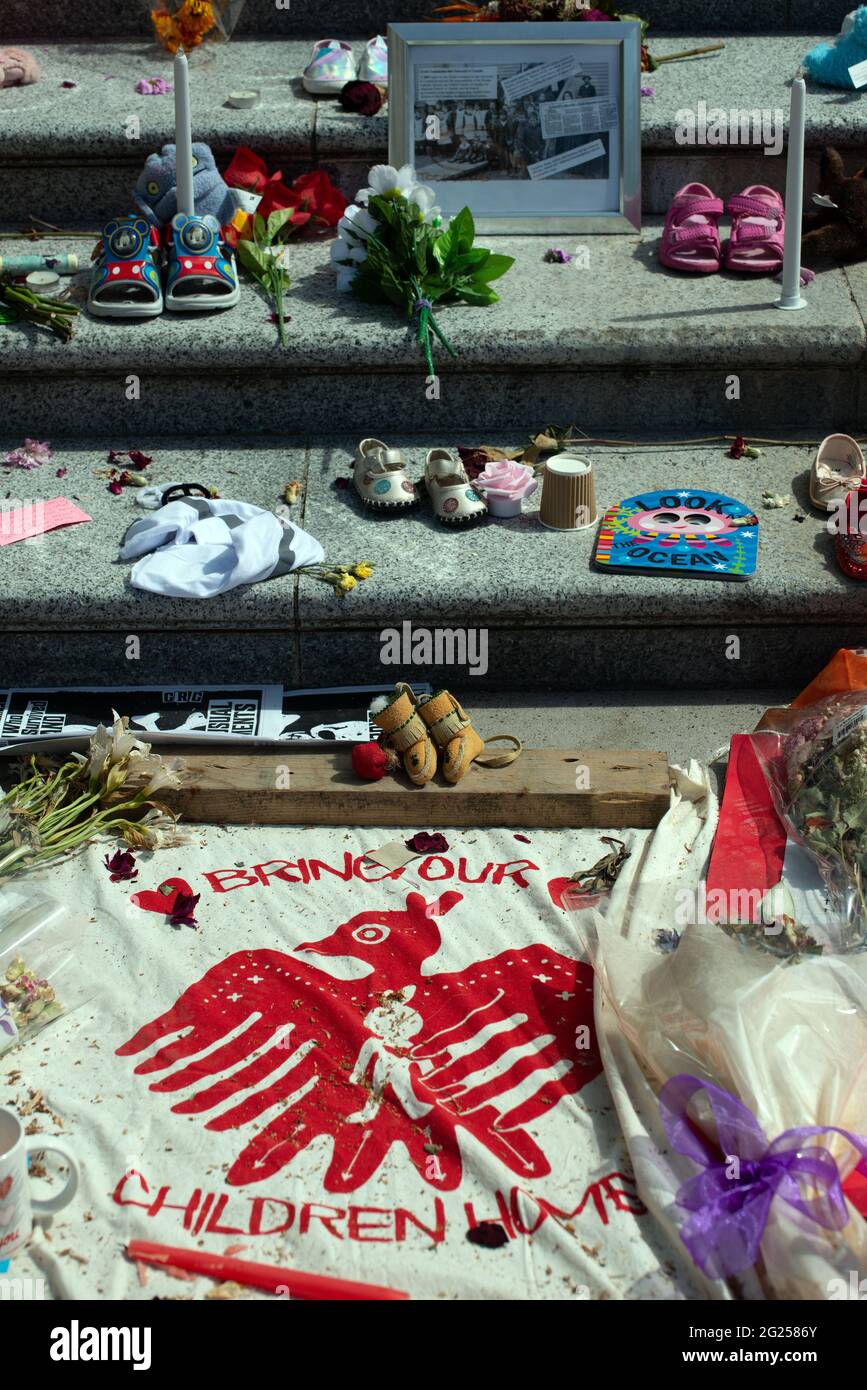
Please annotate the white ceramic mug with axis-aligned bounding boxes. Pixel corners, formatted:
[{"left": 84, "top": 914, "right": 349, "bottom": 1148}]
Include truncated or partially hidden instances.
[{"left": 0, "top": 1105, "right": 79, "bottom": 1258}]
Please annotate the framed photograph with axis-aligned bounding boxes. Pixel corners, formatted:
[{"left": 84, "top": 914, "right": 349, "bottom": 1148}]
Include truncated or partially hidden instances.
[{"left": 388, "top": 21, "right": 641, "bottom": 235}]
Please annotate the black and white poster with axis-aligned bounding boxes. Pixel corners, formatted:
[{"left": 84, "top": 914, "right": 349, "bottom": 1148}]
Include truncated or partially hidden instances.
[{"left": 0, "top": 685, "right": 431, "bottom": 754}]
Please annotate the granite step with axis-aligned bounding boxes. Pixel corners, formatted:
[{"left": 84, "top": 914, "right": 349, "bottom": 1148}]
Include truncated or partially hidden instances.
[
  {"left": 0, "top": 0, "right": 849, "bottom": 41},
  {"left": 1, "top": 34, "right": 861, "bottom": 226},
  {"left": 0, "top": 221, "right": 865, "bottom": 438},
  {"left": 1, "top": 436, "right": 864, "bottom": 693}
]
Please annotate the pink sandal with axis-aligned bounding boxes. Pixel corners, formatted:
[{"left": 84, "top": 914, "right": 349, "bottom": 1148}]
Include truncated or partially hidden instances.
[
  {"left": 659, "top": 183, "right": 724, "bottom": 273},
  {"left": 725, "top": 186, "right": 785, "bottom": 274}
]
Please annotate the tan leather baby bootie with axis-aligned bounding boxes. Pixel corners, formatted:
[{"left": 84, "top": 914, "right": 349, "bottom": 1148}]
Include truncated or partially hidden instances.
[
  {"left": 418, "top": 689, "right": 486, "bottom": 784},
  {"left": 370, "top": 684, "right": 436, "bottom": 786}
]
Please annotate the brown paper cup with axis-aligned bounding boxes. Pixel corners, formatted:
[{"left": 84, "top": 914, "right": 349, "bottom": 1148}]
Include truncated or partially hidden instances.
[{"left": 538, "top": 454, "right": 597, "bottom": 531}]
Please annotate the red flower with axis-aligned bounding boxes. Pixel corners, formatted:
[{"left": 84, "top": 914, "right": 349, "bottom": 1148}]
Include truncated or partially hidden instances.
[
  {"left": 223, "top": 145, "right": 282, "bottom": 194},
  {"left": 339, "top": 80, "right": 385, "bottom": 118},
  {"left": 256, "top": 180, "right": 310, "bottom": 228},
  {"left": 728, "top": 434, "right": 747, "bottom": 459},
  {"left": 352, "top": 741, "right": 390, "bottom": 781},
  {"left": 292, "top": 171, "right": 347, "bottom": 228}
]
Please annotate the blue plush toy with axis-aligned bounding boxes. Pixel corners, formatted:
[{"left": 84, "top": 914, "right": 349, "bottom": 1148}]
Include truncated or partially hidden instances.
[
  {"left": 134, "top": 142, "right": 237, "bottom": 227},
  {"left": 804, "top": 7, "right": 867, "bottom": 89}
]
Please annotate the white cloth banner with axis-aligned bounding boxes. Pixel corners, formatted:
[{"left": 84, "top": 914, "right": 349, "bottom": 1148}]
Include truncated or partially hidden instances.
[{"left": 0, "top": 817, "right": 708, "bottom": 1301}]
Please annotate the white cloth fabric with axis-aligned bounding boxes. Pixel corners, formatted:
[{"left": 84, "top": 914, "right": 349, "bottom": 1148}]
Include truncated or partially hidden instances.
[
  {"left": 0, "top": 822, "right": 706, "bottom": 1302},
  {"left": 120, "top": 497, "right": 324, "bottom": 599}
]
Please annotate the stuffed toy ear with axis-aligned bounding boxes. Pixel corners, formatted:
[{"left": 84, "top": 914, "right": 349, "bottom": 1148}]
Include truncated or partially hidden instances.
[
  {"left": 804, "top": 5, "right": 867, "bottom": 88},
  {"left": 820, "top": 145, "right": 847, "bottom": 195}
]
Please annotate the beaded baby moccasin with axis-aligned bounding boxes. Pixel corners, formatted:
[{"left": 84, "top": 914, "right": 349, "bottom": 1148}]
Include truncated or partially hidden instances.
[{"left": 370, "top": 684, "right": 436, "bottom": 786}]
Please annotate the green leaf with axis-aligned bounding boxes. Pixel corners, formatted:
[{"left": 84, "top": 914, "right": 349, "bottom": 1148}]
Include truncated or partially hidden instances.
[
  {"left": 368, "top": 195, "right": 399, "bottom": 229},
  {"left": 451, "top": 248, "right": 490, "bottom": 274},
  {"left": 469, "top": 252, "right": 515, "bottom": 284},
  {"left": 252, "top": 213, "right": 267, "bottom": 245},
  {"left": 236, "top": 239, "right": 270, "bottom": 287},
  {"left": 456, "top": 283, "right": 499, "bottom": 306},
  {"left": 450, "top": 206, "right": 475, "bottom": 253},
  {"left": 432, "top": 225, "right": 455, "bottom": 271},
  {"left": 267, "top": 207, "right": 297, "bottom": 241}
]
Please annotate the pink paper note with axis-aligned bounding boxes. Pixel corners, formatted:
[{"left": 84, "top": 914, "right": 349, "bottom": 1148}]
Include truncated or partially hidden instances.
[{"left": 0, "top": 496, "right": 92, "bottom": 547}]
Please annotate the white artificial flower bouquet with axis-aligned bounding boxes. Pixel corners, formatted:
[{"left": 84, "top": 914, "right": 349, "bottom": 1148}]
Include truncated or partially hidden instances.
[{"left": 331, "top": 163, "right": 513, "bottom": 375}]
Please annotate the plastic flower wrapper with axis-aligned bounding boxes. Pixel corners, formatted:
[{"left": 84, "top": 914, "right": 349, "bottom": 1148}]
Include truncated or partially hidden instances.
[
  {"left": 148, "top": 0, "right": 246, "bottom": 54},
  {"left": 564, "top": 764, "right": 867, "bottom": 1299},
  {"left": 748, "top": 690, "right": 867, "bottom": 952},
  {"left": 0, "top": 886, "right": 100, "bottom": 1057},
  {"left": 332, "top": 163, "right": 513, "bottom": 377}
]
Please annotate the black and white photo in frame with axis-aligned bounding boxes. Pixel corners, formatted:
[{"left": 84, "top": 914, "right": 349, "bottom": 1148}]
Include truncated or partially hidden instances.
[{"left": 388, "top": 22, "right": 641, "bottom": 233}]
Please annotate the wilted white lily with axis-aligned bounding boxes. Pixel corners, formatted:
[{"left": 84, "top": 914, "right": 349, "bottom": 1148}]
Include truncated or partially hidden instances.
[
  {"left": 107, "top": 711, "right": 150, "bottom": 767},
  {"left": 0, "top": 718, "right": 188, "bottom": 880},
  {"left": 85, "top": 723, "right": 113, "bottom": 784},
  {"left": 126, "top": 753, "right": 185, "bottom": 797}
]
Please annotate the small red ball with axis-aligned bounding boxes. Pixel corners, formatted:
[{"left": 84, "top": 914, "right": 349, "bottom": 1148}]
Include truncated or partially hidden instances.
[{"left": 352, "top": 741, "right": 389, "bottom": 780}]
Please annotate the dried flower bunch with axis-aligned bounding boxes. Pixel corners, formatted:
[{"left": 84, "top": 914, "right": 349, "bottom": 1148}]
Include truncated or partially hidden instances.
[
  {"left": 0, "top": 714, "right": 186, "bottom": 880},
  {"left": 1, "top": 955, "right": 62, "bottom": 1032},
  {"left": 779, "top": 697, "right": 867, "bottom": 946},
  {"left": 149, "top": 0, "right": 221, "bottom": 52}
]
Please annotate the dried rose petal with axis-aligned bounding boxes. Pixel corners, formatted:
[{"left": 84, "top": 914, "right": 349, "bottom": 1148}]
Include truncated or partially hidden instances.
[
  {"left": 466, "top": 1221, "right": 509, "bottom": 1249},
  {"left": 405, "top": 831, "right": 449, "bottom": 854},
  {"left": 103, "top": 849, "right": 138, "bottom": 882},
  {"left": 170, "top": 891, "right": 200, "bottom": 928}
]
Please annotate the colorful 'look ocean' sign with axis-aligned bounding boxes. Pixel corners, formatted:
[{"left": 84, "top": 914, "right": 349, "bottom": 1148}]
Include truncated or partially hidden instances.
[{"left": 594, "top": 489, "right": 759, "bottom": 580}]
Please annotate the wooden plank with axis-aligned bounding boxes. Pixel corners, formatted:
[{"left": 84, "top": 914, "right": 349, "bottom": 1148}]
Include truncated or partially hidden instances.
[{"left": 163, "top": 746, "right": 671, "bottom": 829}]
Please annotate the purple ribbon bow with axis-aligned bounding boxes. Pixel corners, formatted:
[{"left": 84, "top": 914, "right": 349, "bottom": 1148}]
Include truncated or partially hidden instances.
[{"left": 660, "top": 1073, "right": 867, "bottom": 1281}]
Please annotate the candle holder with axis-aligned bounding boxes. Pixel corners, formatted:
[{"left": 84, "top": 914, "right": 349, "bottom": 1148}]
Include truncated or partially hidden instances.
[
  {"left": 775, "top": 75, "right": 808, "bottom": 312},
  {"left": 538, "top": 454, "right": 598, "bottom": 531}
]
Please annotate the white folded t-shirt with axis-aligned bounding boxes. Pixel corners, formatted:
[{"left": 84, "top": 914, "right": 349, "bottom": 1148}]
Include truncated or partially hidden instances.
[{"left": 119, "top": 496, "right": 325, "bottom": 599}]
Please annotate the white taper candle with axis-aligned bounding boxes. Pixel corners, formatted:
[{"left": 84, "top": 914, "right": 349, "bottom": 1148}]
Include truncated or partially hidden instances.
[
  {"left": 776, "top": 76, "right": 807, "bottom": 311},
  {"left": 174, "top": 50, "right": 195, "bottom": 217}
]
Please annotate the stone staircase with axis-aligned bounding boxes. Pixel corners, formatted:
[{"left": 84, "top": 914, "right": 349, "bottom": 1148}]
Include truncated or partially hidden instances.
[{"left": 1, "top": 0, "right": 865, "bottom": 694}]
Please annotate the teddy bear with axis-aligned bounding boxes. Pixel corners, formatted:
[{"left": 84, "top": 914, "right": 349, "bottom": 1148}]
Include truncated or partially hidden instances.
[
  {"left": 804, "top": 7, "right": 867, "bottom": 89},
  {"left": 801, "top": 146, "right": 867, "bottom": 264},
  {"left": 133, "top": 142, "right": 237, "bottom": 227}
]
